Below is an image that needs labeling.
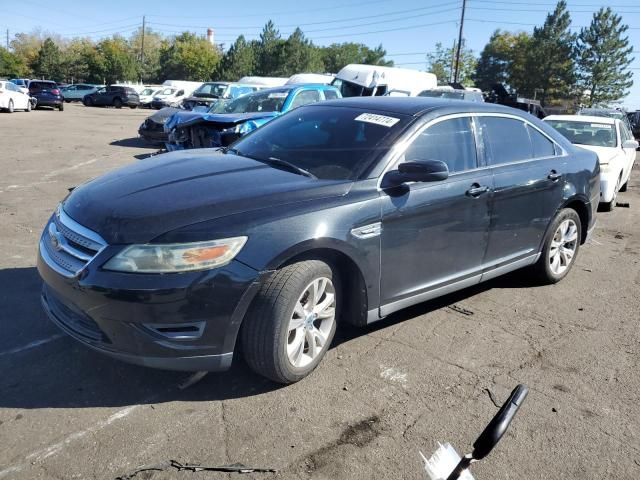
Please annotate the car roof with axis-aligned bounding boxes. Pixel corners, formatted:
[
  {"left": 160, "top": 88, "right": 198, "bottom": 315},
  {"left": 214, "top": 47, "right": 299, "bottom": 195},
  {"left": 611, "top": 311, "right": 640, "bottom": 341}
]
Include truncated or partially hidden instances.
[
  {"left": 309, "top": 96, "right": 522, "bottom": 116},
  {"left": 545, "top": 114, "right": 617, "bottom": 125}
]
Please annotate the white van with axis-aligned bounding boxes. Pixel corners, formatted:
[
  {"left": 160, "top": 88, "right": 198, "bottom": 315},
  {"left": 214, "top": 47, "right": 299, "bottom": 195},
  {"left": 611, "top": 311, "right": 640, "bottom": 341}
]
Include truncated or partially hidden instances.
[
  {"left": 151, "top": 80, "right": 203, "bottom": 109},
  {"left": 332, "top": 64, "right": 437, "bottom": 97}
]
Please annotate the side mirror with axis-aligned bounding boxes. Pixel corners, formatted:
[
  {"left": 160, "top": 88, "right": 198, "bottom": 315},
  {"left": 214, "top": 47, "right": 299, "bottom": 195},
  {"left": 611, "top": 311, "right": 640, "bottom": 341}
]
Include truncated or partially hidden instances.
[
  {"left": 622, "top": 139, "right": 639, "bottom": 150},
  {"left": 381, "top": 160, "right": 449, "bottom": 188}
]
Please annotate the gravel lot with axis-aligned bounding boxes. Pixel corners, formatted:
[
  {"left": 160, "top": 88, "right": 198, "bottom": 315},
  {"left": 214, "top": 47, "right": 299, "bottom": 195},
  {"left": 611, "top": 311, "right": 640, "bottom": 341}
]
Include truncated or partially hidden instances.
[{"left": 1, "top": 104, "right": 639, "bottom": 480}]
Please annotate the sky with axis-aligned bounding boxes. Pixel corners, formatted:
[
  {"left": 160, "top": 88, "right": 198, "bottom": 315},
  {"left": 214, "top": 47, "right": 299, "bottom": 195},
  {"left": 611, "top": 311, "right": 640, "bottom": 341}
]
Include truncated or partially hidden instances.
[{"left": 2, "top": 0, "right": 640, "bottom": 109}]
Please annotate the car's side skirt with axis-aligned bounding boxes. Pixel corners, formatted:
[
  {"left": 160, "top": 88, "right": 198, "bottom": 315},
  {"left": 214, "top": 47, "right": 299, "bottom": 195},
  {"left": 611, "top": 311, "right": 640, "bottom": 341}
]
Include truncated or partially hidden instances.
[{"left": 368, "top": 252, "right": 540, "bottom": 323}]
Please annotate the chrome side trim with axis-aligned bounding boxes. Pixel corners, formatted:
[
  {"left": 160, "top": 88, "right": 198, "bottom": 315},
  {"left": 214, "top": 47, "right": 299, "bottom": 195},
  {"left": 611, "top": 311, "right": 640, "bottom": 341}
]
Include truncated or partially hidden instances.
[
  {"left": 379, "top": 274, "right": 482, "bottom": 318},
  {"left": 479, "top": 253, "right": 540, "bottom": 282},
  {"left": 350, "top": 222, "right": 382, "bottom": 239}
]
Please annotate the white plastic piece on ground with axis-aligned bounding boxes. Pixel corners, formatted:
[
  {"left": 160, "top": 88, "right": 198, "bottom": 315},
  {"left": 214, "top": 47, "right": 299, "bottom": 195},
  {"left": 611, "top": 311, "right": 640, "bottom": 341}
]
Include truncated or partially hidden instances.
[{"left": 420, "top": 443, "right": 475, "bottom": 480}]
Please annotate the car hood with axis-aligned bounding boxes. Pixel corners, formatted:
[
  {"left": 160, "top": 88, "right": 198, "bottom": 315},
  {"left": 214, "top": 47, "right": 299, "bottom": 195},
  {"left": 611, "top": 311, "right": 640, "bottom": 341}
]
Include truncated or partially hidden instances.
[
  {"left": 576, "top": 144, "right": 619, "bottom": 164},
  {"left": 147, "top": 107, "right": 183, "bottom": 125},
  {"left": 63, "top": 150, "right": 351, "bottom": 244},
  {"left": 166, "top": 111, "right": 279, "bottom": 131}
]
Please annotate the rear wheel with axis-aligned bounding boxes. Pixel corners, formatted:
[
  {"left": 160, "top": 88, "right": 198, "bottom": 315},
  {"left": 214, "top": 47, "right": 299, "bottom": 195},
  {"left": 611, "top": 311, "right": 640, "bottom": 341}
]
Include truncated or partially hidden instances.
[
  {"left": 130, "top": 105, "right": 138, "bottom": 109},
  {"left": 58, "top": 102, "right": 64, "bottom": 111},
  {"left": 241, "top": 260, "right": 339, "bottom": 384},
  {"left": 533, "top": 208, "right": 581, "bottom": 284},
  {"left": 7, "top": 100, "right": 14, "bottom": 113},
  {"left": 83, "top": 97, "right": 93, "bottom": 107},
  {"left": 113, "top": 97, "right": 123, "bottom": 109}
]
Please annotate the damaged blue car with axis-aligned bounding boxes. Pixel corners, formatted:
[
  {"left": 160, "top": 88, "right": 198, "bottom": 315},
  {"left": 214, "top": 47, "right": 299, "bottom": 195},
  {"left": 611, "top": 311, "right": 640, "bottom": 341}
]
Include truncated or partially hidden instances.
[{"left": 164, "top": 84, "right": 341, "bottom": 151}]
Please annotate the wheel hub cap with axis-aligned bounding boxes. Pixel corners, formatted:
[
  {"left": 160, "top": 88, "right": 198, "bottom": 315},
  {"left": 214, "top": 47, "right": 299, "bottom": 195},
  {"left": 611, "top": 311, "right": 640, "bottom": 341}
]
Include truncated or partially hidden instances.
[{"left": 549, "top": 219, "right": 578, "bottom": 275}]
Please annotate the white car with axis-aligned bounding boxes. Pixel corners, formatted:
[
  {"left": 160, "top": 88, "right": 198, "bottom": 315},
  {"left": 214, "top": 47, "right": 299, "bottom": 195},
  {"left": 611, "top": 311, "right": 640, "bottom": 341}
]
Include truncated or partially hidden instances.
[
  {"left": 138, "top": 86, "right": 163, "bottom": 107},
  {"left": 0, "top": 80, "right": 32, "bottom": 113},
  {"left": 545, "top": 114, "right": 638, "bottom": 210}
]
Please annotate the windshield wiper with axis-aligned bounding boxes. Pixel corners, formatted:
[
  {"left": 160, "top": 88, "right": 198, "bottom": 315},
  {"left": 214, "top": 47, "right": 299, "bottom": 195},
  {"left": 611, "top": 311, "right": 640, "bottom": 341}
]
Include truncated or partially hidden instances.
[{"left": 264, "top": 157, "right": 316, "bottom": 179}]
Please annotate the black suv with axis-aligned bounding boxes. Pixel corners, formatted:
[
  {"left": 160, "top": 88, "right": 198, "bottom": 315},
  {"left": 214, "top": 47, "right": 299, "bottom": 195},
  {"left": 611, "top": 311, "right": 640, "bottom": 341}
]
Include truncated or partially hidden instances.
[
  {"left": 28, "top": 81, "right": 64, "bottom": 111},
  {"left": 83, "top": 85, "right": 140, "bottom": 109}
]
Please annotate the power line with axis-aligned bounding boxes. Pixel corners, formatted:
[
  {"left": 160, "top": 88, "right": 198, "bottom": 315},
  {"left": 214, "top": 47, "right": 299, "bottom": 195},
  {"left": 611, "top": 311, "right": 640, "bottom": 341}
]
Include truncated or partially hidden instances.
[
  {"left": 468, "top": 6, "right": 640, "bottom": 13},
  {"left": 145, "top": 2, "right": 461, "bottom": 31},
  {"left": 469, "top": 0, "right": 640, "bottom": 6}
]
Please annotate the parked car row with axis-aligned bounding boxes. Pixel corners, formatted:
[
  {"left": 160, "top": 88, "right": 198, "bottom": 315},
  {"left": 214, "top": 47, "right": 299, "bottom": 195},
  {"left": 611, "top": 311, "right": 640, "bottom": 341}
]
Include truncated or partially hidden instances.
[
  {"left": 1, "top": 78, "right": 64, "bottom": 112},
  {"left": 38, "top": 96, "right": 604, "bottom": 384}
]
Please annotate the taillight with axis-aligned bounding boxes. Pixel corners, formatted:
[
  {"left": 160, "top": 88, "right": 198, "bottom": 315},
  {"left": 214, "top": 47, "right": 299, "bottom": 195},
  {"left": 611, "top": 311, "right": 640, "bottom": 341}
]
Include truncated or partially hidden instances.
[{"left": 51, "top": 89, "right": 60, "bottom": 95}]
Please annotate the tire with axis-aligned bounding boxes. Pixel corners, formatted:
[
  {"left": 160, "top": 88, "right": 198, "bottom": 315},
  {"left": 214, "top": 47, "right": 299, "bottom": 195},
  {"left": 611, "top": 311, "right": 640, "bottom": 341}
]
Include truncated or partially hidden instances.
[
  {"left": 241, "top": 260, "right": 339, "bottom": 384},
  {"left": 8, "top": 100, "right": 14, "bottom": 113},
  {"left": 84, "top": 97, "right": 93, "bottom": 107},
  {"left": 533, "top": 208, "right": 582, "bottom": 284},
  {"left": 26, "top": 100, "right": 31, "bottom": 112},
  {"left": 58, "top": 102, "right": 64, "bottom": 111},
  {"left": 113, "top": 98, "right": 123, "bottom": 109},
  {"left": 64, "top": 99, "right": 70, "bottom": 103},
  {"left": 602, "top": 174, "right": 622, "bottom": 212},
  {"left": 130, "top": 105, "right": 138, "bottom": 109},
  {"left": 620, "top": 177, "right": 629, "bottom": 192}
]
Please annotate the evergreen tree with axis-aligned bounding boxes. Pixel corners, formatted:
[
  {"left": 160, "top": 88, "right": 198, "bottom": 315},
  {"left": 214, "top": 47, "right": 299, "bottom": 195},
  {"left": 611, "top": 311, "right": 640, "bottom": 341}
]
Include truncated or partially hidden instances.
[
  {"left": 321, "top": 43, "right": 392, "bottom": 73},
  {"left": 524, "top": 0, "right": 577, "bottom": 105},
  {"left": 32, "top": 38, "right": 63, "bottom": 80},
  {"left": 256, "top": 21, "right": 284, "bottom": 75},
  {"left": 576, "top": 7, "right": 634, "bottom": 106},
  {"left": 363, "top": 45, "right": 393, "bottom": 67},
  {"left": 275, "top": 28, "right": 324, "bottom": 76},
  {"left": 215, "top": 35, "right": 257, "bottom": 80},
  {"left": 426, "top": 41, "right": 476, "bottom": 86}
]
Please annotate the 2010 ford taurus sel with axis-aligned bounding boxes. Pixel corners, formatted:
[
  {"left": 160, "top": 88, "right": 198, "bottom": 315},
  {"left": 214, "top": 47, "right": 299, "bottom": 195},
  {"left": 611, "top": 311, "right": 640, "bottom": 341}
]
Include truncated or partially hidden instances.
[{"left": 37, "top": 97, "right": 600, "bottom": 384}]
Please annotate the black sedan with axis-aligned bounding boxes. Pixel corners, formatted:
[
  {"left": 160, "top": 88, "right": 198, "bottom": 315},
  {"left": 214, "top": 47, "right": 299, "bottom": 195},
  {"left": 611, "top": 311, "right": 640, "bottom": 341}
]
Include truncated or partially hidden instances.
[
  {"left": 28, "top": 81, "right": 64, "bottom": 110},
  {"left": 37, "top": 98, "right": 599, "bottom": 383},
  {"left": 83, "top": 85, "right": 140, "bottom": 109}
]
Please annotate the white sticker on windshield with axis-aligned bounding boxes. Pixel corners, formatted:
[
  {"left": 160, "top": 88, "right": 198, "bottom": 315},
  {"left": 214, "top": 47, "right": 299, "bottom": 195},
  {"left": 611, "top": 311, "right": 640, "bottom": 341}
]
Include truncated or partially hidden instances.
[
  {"left": 590, "top": 123, "right": 612, "bottom": 129},
  {"left": 268, "top": 92, "right": 288, "bottom": 99},
  {"left": 355, "top": 113, "right": 400, "bottom": 127}
]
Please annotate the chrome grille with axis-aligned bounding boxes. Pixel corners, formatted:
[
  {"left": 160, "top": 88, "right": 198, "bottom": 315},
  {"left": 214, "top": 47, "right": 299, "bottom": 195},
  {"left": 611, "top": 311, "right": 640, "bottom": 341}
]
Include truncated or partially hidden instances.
[{"left": 41, "top": 207, "right": 107, "bottom": 277}]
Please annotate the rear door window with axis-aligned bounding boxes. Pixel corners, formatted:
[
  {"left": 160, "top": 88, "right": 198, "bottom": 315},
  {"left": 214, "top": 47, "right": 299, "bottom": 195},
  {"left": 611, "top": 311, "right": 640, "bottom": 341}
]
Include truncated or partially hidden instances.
[
  {"left": 323, "top": 89, "right": 340, "bottom": 100},
  {"left": 478, "top": 116, "right": 532, "bottom": 165},
  {"left": 527, "top": 125, "right": 556, "bottom": 158},
  {"left": 404, "top": 117, "right": 478, "bottom": 173},
  {"left": 290, "top": 89, "right": 321, "bottom": 109}
]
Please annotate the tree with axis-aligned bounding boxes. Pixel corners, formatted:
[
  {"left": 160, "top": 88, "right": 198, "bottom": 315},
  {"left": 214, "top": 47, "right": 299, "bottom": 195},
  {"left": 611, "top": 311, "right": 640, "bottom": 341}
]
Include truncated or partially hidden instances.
[
  {"left": 159, "top": 32, "right": 221, "bottom": 81},
  {"left": 426, "top": 41, "right": 476, "bottom": 86},
  {"left": 524, "top": 0, "right": 577, "bottom": 105},
  {"left": 130, "top": 27, "right": 165, "bottom": 83},
  {"left": 59, "top": 38, "right": 103, "bottom": 83},
  {"left": 97, "top": 36, "right": 138, "bottom": 84},
  {"left": 32, "top": 38, "right": 63, "bottom": 80},
  {"left": 474, "top": 30, "right": 531, "bottom": 92},
  {"left": 576, "top": 7, "right": 634, "bottom": 106},
  {"left": 256, "top": 21, "right": 284, "bottom": 75},
  {"left": 0, "top": 47, "right": 29, "bottom": 77},
  {"left": 275, "top": 28, "right": 324, "bottom": 76},
  {"left": 321, "top": 42, "right": 392, "bottom": 73},
  {"left": 215, "top": 35, "right": 257, "bottom": 80}
]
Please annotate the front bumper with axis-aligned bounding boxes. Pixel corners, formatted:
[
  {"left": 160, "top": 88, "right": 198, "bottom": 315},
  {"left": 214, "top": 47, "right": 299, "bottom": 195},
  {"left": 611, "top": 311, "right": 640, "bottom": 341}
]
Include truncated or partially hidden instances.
[
  {"left": 37, "top": 233, "right": 265, "bottom": 371},
  {"left": 138, "top": 123, "right": 168, "bottom": 144}
]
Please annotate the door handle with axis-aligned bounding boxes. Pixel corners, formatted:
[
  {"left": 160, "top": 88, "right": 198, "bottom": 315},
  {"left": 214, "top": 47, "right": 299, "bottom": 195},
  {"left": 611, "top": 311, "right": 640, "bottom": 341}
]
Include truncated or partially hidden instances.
[
  {"left": 548, "top": 170, "right": 562, "bottom": 181},
  {"left": 466, "top": 184, "right": 490, "bottom": 197}
]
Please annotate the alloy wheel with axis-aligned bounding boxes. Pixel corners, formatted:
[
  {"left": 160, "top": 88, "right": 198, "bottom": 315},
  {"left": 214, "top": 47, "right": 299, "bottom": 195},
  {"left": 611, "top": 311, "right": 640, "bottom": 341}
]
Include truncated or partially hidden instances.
[
  {"left": 549, "top": 219, "right": 578, "bottom": 275},
  {"left": 286, "top": 277, "right": 336, "bottom": 368}
]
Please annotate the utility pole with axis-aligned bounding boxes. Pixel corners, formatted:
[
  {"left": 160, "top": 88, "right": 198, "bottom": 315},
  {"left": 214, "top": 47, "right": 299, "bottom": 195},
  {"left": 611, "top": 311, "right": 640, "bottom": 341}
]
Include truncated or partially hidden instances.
[
  {"left": 453, "top": 0, "right": 467, "bottom": 84},
  {"left": 140, "top": 15, "right": 146, "bottom": 82},
  {"left": 6, "top": 29, "right": 9, "bottom": 50}
]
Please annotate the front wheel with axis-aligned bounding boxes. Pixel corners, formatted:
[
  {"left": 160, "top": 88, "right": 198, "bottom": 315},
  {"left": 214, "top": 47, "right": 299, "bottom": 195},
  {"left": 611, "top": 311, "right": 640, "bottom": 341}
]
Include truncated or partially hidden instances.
[
  {"left": 7, "top": 100, "right": 14, "bottom": 113},
  {"left": 84, "top": 97, "right": 93, "bottom": 107},
  {"left": 26, "top": 100, "right": 31, "bottom": 112},
  {"left": 241, "top": 260, "right": 339, "bottom": 384},
  {"left": 601, "top": 175, "right": 622, "bottom": 212},
  {"left": 533, "top": 208, "right": 581, "bottom": 284},
  {"left": 58, "top": 102, "right": 64, "bottom": 111},
  {"left": 113, "top": 98, "right": 122, "bottom": 109}
]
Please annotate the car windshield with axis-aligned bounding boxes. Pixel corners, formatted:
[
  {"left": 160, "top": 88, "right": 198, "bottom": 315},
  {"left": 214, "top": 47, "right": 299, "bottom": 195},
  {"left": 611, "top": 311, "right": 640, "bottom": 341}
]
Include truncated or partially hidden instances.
[
  {"left": 159, "top": 88, "right": 176, "bottom": 95},
  {"left": 546, "top": 120, "right": 617, "bottom": 148},
  {"left": 140, "top": 88, "right": 156, "bottom": 95},
  {"left": 579, "top": 109, "right": 625, "bottom": 121},
  {"left": 210, "top": 89, "right": 290, "bottom": 114},
  {"left": 419, "top": 90, "right": 466, "bottom": 100},
  {"left": 228, "top": 105, "right": 411, "bottom": 180},
  {"left": 193, "top": 83, "right": 228, "bottom": 97}
]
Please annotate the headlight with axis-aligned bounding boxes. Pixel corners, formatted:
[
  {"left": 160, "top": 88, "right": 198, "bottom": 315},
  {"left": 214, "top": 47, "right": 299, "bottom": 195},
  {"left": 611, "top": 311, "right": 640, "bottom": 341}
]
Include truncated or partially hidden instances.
[{"left": 102, "top": 237, "right": 247, "bottom": 273}]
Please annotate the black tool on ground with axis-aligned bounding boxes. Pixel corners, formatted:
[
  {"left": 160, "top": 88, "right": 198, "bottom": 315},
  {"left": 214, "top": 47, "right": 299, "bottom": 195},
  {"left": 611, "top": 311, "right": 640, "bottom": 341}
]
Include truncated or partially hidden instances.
[{"left": 445, "top": 384, "right": 528, "bottom": 480}]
